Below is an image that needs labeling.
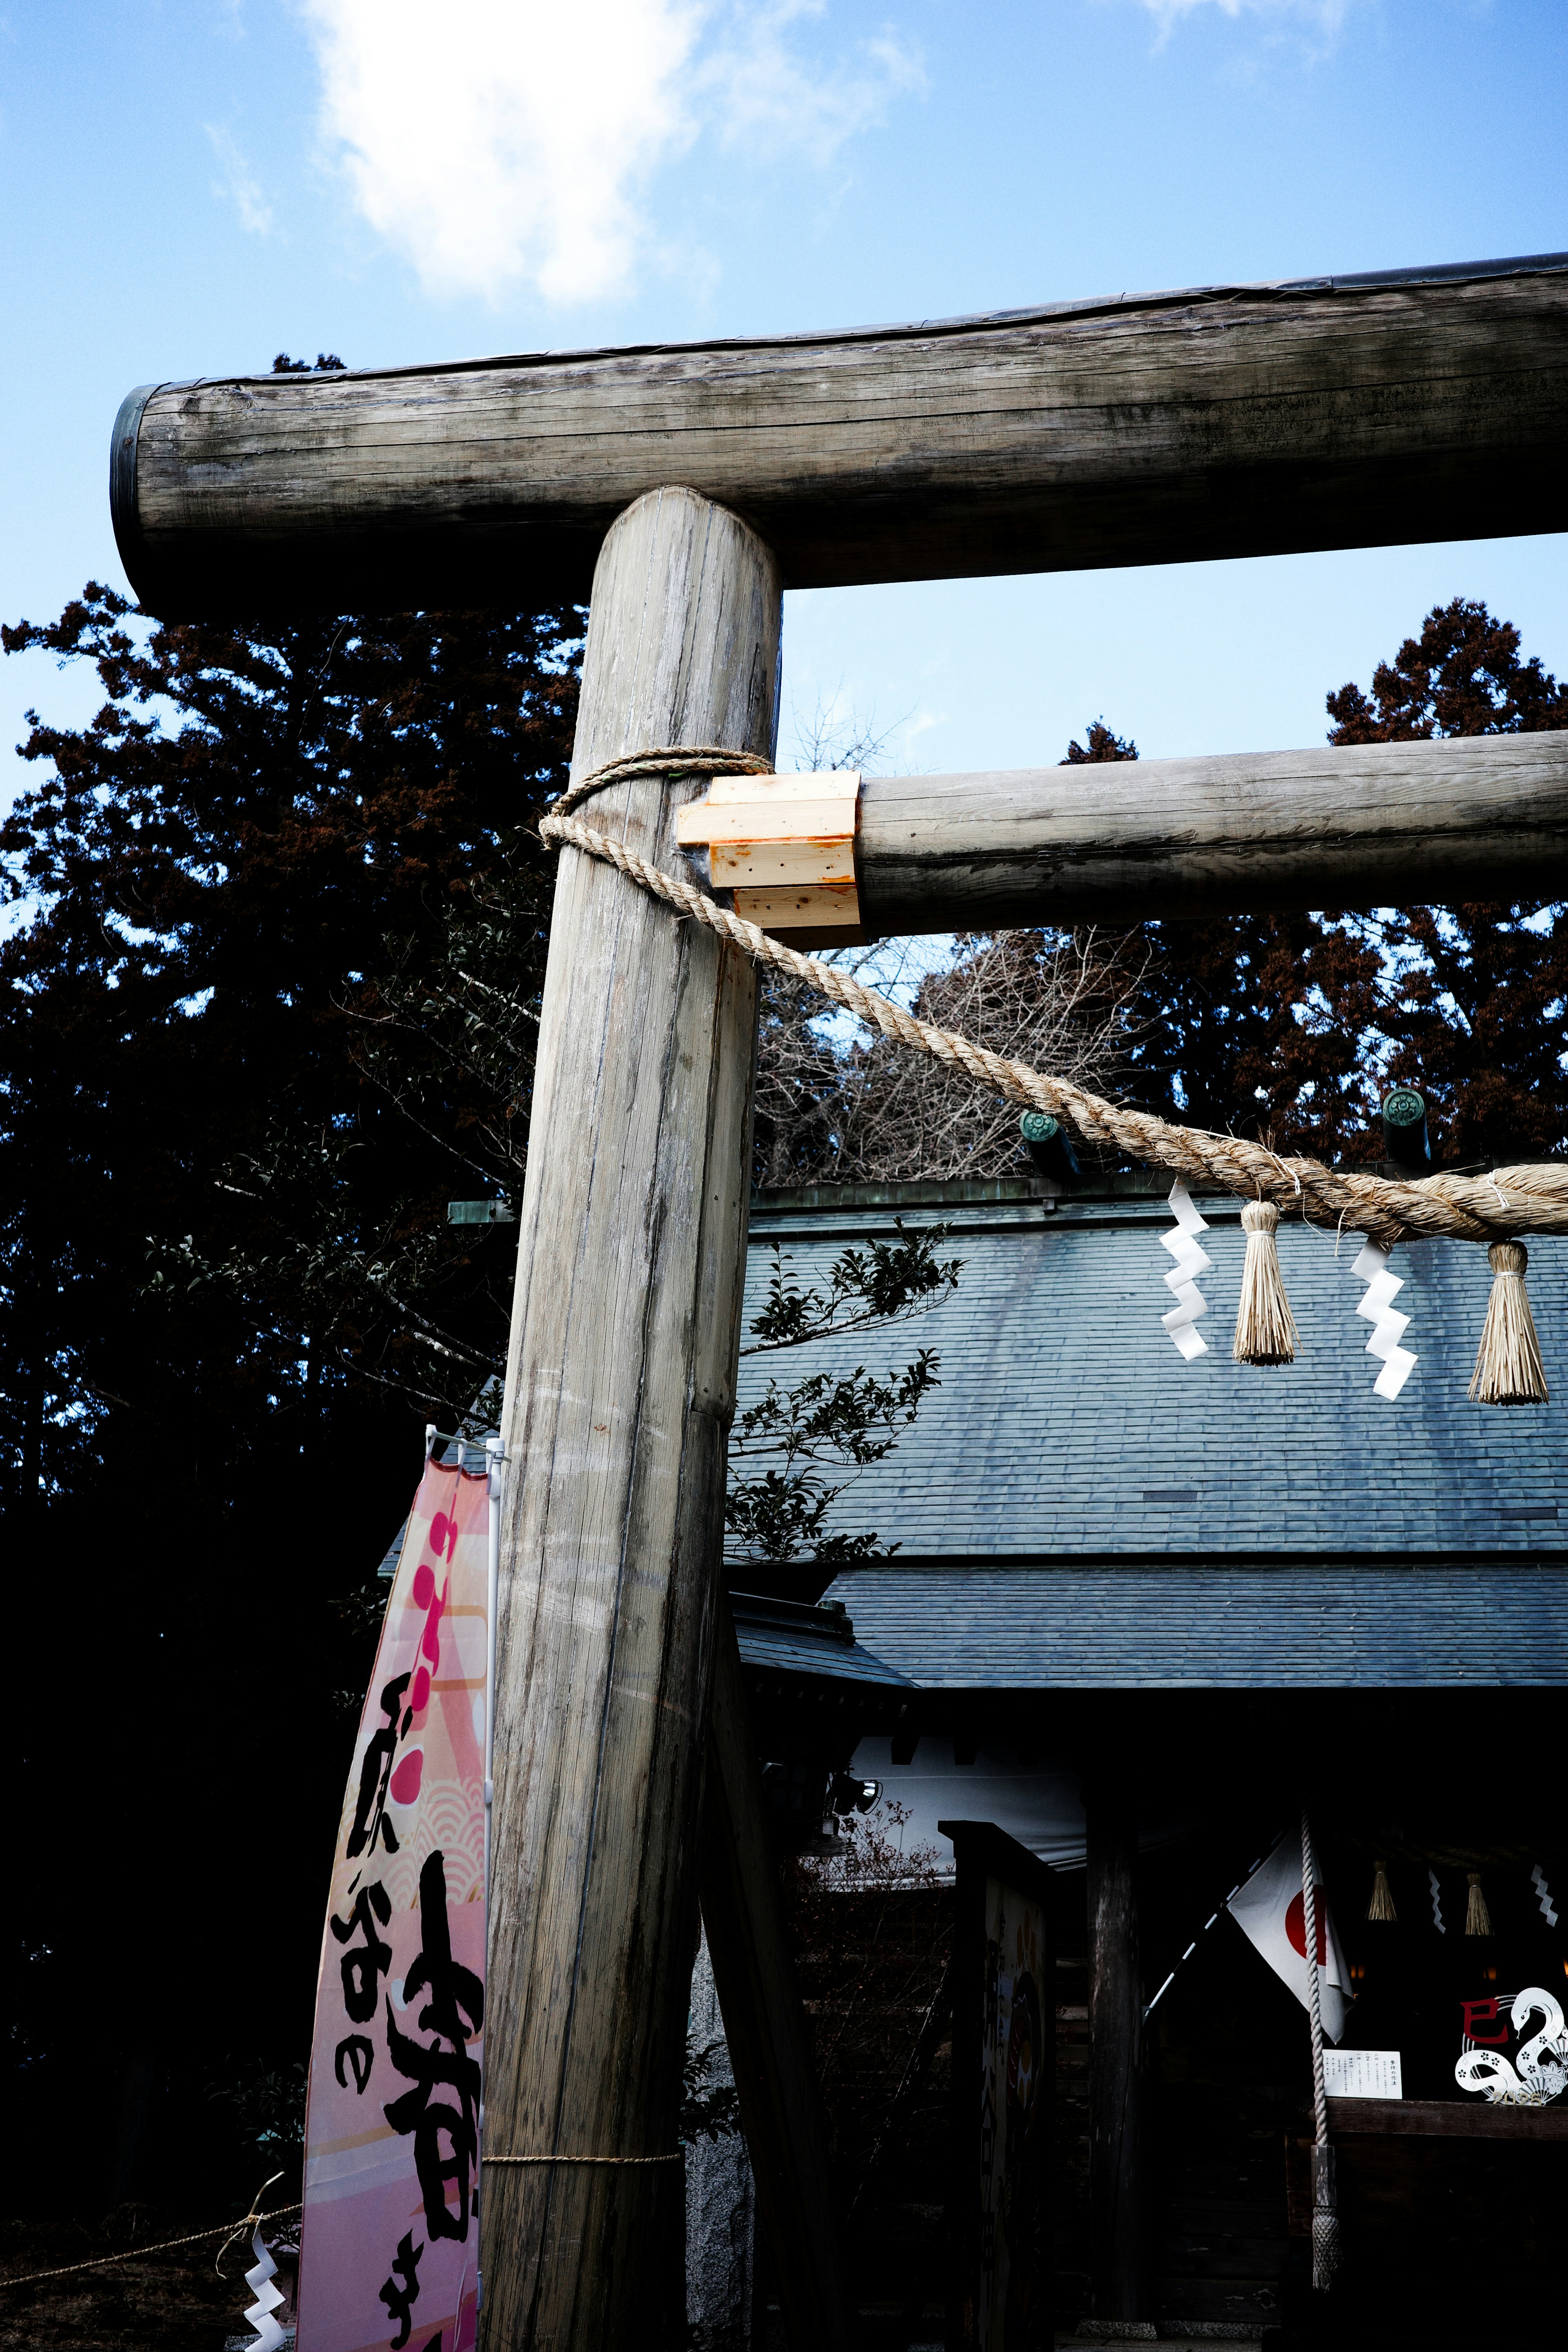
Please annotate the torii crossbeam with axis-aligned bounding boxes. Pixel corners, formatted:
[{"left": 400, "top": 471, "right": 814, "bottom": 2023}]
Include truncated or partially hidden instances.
[{"left": 112, "top": 252, "right": 1568, "bottom": 2351}]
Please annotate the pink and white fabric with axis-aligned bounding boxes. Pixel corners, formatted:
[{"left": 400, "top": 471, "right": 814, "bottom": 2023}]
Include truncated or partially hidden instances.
[{"left": 296, "top": 1456, "right": 490, "bottom": 2352}]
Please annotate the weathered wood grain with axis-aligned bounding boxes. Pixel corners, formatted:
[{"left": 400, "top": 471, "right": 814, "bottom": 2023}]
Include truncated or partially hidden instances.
[
  {"left": 699, "top": 1598, "right": 854, "bottom": 2352},
  {"left": 1087, "top": 1785, "right": 1148, "bottom": 2327},
  {"left": 858, "top": 731, "right": 1568, "bottom": 931},
  {"left": 480, "top": 486, "right": 779, "bottom": 2350},
  {"left": 113, "top": 258, "right": 1568, "bottom": 615},
  {"left": 943, "top": 1820, "right": 1061, "bottom": 2352},
  {"left": 1327, "top": 2097, "right": 1568, "bottom": 2140}
]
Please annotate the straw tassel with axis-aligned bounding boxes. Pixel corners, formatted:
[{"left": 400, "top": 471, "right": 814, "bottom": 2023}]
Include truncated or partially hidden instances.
[
  {"left": 1465, "top": 1871, "right": 1494, "bottom": 1937},
  {"left": 1366, "top": 1859, "right": 1397, "bottom": 1924},
  {"left": 1233, "top": 1200, "right": 1298, "bottom": 1366},
  {"left": 1469, "top": 1240, "right": 1548, "bottom": 1405}
]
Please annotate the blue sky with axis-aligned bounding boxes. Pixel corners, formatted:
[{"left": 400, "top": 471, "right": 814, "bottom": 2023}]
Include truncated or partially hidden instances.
[{"left": 2, "top": 0, "right": 1565, "bottom": 797}]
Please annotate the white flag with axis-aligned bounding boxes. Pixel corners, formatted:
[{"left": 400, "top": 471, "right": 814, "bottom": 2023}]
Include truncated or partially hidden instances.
[{"left": 1227, "top": 1835, "right": 1351, "bottom": 2044}]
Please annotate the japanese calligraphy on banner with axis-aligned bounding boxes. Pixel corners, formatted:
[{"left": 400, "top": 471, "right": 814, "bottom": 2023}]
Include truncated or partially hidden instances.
[{"left": 296, "top": 1457, "right": 489, "bottom": 2352}]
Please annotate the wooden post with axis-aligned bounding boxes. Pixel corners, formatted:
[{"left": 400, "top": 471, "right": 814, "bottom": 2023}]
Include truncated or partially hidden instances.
[
  {"left": 481, "top": 486, "right": 781, "bottom": 2350},
  {"left": 1086, "top": 1779, "right": 1147, "bottom": 2329},
  {"left": 699, "top": 1597, "right": 855, "bottom": 2352},
  {"left": 942, "top": 1820, "right": 1060, "bottom": 2352}
]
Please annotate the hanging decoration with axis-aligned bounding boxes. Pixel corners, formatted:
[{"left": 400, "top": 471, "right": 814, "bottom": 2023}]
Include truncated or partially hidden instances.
[
  {"left": 1469, "top": 1240, "right": 1550, "bottom": 1405},
  {"left": 1298, "top": 1812, "right": 1341, "bottom": 2295},
  {"left": 1352, "top": 1240, "right": 1417, "bottom": 1401},
  {"left": 1466, "top": 1871, "right": 1495, "bottom": 1937},
  {"left": 1365, "top": 1860, "right": 1396, "bottom": 1923},
  {"left": 1455, "top": 1987, "right": 1568, "bottom": 2105},
  {"left": 239, "top": 2230, "right": 290, "bottom": 2352},
  {"left": 1532, "top": 1863, "right": 1559, "bottom": 1927},
  {"left": 1429, "top": 1869, "right": 1446, "bottom": 1934},
  {"left": 294, "top": 1447, "right": 490, "bottom": 2352},
  {"left": 1233, "top": 1199, "right": 1298, "bottom": 1366},
  {"left": 1160, "top": 1181, "right": 1213, "bottom": 1360}
]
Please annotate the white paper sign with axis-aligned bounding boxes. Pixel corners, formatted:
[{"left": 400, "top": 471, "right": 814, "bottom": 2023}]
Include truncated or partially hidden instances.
[{"left": 1323, "top": 2047, "right": 1403, "bottom": 2100}]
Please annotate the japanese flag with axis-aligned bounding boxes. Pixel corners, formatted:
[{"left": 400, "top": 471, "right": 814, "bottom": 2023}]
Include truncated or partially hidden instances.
[{"left": 1227, "top": 1835, "right": 1351, "bottom": 2044}]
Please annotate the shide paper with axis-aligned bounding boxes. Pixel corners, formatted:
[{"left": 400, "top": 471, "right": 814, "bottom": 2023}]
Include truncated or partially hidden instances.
[
  {"left": 1353, "top": 1238, "right": 1417, "bottom": 1401},
  {"left": 1161, "top": 1180, "right": 1213, "bottom": 1361}
]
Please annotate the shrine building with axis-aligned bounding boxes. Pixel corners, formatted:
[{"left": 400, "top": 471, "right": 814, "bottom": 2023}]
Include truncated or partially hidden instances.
[{"left": 731, "top": 1162, "right": 1568, "bottom": 2342}]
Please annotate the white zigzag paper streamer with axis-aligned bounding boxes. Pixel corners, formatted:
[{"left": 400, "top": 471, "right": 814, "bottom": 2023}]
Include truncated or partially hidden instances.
[
  {"left": 1161, "top": 1181, "right": 1214, "bottom": 1361},
  {"left": 240, "top": 2230, "right": 288, "bottom": 2352},
  {"left": 1533, "top": 1862, "right": 1559, "bottom": 1927},
  {"left": 1353, "top": 1238, "right": 1417, "bottom": 1400},
  {"left": 1430, "top": 1867, "right": 1446, "bottom": 1934}
]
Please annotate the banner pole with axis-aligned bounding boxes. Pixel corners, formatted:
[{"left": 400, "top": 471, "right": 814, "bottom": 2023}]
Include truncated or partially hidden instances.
[{"left": 483, "top": 1437, "right": 505, "bottom": 1913}]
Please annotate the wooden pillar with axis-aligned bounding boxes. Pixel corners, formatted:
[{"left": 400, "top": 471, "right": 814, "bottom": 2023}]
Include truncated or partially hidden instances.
[
  {"left": 1086, "top": 1778, "right": 1148, "bottom": 2328},
  {"left": 699, "top": 1596, "right": 855, "bottom": 2352},
  {"left": 481, "top": 486, "right": 782, "bottom": 2349}
]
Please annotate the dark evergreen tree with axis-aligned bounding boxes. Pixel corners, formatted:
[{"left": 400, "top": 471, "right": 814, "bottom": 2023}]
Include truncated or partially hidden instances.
[
  {"left": 0, "top": 551, "right": 581, "bottom": 2212},
  {"left": 1084, "top": 601, "right": 1568, "bottom": 1166},
  {"left": 1322, "top": 597, "right": 1568, "bottom": 1164}
]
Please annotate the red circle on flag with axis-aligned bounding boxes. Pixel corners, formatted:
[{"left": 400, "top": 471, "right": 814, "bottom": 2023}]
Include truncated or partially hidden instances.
[
  {"left": 390, "top": 1751, "right": 424, "bottom": 1805},
  {"left": 412, "top": 1563, "right": 436, "bottom": 1609},
  {"left": 1285, "top": 1889, "right": 1328, "bottom": 1966}
]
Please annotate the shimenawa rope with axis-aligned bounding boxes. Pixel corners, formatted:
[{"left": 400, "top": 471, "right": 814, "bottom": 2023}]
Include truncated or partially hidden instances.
[{"left": 539, "top": 755, "right": 1568, "bottom": 1273}]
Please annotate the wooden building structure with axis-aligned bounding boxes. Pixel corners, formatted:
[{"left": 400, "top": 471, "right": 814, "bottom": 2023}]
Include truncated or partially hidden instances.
[{"left": 742, "top": 1170, "right": 1568, "bottom": 2339}]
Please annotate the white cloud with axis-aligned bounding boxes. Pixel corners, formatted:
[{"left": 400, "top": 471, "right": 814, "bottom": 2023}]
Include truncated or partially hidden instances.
[
  {"left": 1134, "top": 0, "right": 1352, "bottom": 31},
  {"left": 207, "top": 124, "right": 274, "bottom": 236},
  {"left": 699, "top": 3, "right": 925, "bottom": 168},
  {"left": 302, "top": 0, "right": 924, "bottom": 305}
]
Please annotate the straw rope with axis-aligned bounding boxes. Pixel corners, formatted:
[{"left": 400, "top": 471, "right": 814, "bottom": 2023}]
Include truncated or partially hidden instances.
[
  {"left": 540, "top": 770, "right": 1568, "bottom": 1253},
  {"left": 1299, "top": 1810, "right": 1341, "bottom": 2292},
  {"left": 0, "top": 2202, "right": 302, "bottom": 2290},
  {"left": 550, "top": 745, "right": 773, "bottom": 822},
  {"left": 481, "top": 2153, "right": 682, "bottom": 2166}
]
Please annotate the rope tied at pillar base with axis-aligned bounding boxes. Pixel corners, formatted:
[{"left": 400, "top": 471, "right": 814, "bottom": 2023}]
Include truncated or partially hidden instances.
[{"left": 541, "top": 760, "right": 1568, "bottom": 1400}]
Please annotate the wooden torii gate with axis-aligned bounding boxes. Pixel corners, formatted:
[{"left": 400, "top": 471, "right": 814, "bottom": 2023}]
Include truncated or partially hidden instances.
[{"left": 113, "top": 252, "right": 1568, "bottom": 2349}]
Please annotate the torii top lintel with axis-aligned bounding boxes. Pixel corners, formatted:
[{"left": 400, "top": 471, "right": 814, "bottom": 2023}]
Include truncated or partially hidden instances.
[{"left": 112, "top": 252, "right": 1568, "bottom": 620}]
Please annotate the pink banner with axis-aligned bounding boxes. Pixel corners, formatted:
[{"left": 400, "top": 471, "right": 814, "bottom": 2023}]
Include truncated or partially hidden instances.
[{"left": 296, "top": 1455, "right": 489, "bottom": 2352}]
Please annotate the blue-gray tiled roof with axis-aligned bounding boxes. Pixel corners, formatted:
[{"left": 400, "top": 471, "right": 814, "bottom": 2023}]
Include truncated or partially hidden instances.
[
  {"left": 731, "top": 1592, "right": 911, "bottom": 1686},
  {"left": 824, "top": 1562, "right": 1568, "bottom": 1687},
  {"left": 742, "top": 1188, "right": 1568, "bottom": 1561}
]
